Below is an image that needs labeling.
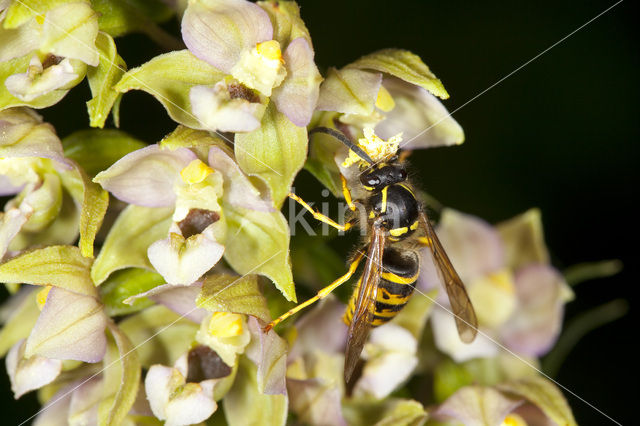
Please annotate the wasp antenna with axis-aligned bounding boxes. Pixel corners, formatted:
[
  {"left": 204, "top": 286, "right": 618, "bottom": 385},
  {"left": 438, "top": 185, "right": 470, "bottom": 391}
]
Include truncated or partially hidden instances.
[{"left": 309, "top": 127, "right": 374, "bottom": 165}]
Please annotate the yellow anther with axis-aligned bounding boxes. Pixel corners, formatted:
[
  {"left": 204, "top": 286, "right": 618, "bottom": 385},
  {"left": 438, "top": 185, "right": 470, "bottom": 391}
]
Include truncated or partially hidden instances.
[
  {"left": 256, "top": 40, "right": 282, "bottom": 61},
  {"left": 180, "top": 159, "right": 213, "bottom": 184},
  {"left": 489, "top": 270, "right": 515, "bottom": 293},
  {"left": 36, "top": 285, "right": 52, "bottom": 310},
  {"left": 502, "top": 413, "right": 527, "bottom": 426},
  {"left": 375, "top": 85, "right": 395, "bottom": 112},
  {"left": 208, "top": 312, "right": 244, "bottom": 338},
  {"left": 35, "top": 14, "right": 45, "bottom": 25}
]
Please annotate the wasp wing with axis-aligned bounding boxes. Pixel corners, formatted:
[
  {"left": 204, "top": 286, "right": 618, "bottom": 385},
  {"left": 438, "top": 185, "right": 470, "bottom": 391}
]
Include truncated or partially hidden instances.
[
  {"left": 419, "top": 211, "right": 478, "bottom": 343},
  {"left": 344, "top": 223, "right": 385, "bottom": 383}
]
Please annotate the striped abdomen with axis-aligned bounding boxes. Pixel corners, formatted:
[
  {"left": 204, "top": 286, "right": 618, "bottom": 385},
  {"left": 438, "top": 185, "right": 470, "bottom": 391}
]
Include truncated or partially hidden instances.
[{"left": 344, "top": 249, "right": 419, "bottom": 327}]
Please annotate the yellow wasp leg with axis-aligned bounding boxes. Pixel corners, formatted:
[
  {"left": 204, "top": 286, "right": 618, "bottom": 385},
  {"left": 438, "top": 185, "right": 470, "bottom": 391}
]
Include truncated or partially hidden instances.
[
  {"left": 341, "top": 175, "right": 357, "bottom": 211},
  {"left": 288, "top": 192, "right": 352, "bottom": 231},
  {"left": 264, "top": 253, "right": 364, "bottom": 332}
]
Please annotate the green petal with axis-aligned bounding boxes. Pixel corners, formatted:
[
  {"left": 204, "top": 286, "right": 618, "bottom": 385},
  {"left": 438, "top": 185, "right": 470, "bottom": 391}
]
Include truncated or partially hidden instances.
[
  {"left": 234, "top": 101, "right": 307, "bottom": 208},
  {"left": 562, "top": 259, "right": 623, "bottom": 287},
  {"left": 0, "top": 288, "right": 39, "bottom": 357},
  {"left": 87, "top": 32, "right": 126, "bottom": 128},
  {"left": 62, "top": 129, "right": 146, "bottom": 178},
  {"left": 98, "top": 323, "right": 141, "bottom": 426},
  {"left": 496, "top": 208, "right": 550, "bottom": 269},
  {"left": 73, "top": 167, "right": 109, "bottom": 258},
  {"left": 0, "top": 245, "right": 96, "bottom": 297},
  {"left": 118, "top": 305, "right": 198, "bottom": 368},
  {"left": 100, "top": 268, "right": 164, "bottom": 316},
  {"left": 343, "top": 398, "right": 428, "bottom": 426},
  {"left": 114, "top": 50, "right": 226, "bottom": 129},
  {"left": 223, "top": 206, "right": 295, "bottom": 302},
  {"left": 91, "top": 205, "right": 172, "bottom": 284},
  {"left": 304, "top": 113, "right": 344, "bottom": 196},
  {"left": 346, "top": 49, "right": 449, "bottom": 99},
  {"left": 1, "top": 0, "right": 70, "bottom": 29},
  {"left": 197, "top": 274, "right": 270, "bottom": 323},
  {"left": 316, "top": 67, "right": 381, "bottom": 115},
  {"left": 497, "top": 376, "right": 577, "bottom": 426},
  {"left": 223, "top": 356, "right": 288, "bottom": 426}
]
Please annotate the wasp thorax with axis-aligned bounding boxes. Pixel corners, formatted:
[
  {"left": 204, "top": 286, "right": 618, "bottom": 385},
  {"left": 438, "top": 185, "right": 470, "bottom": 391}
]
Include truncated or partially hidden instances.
[{"left": 360, "top": 164, "right": 407, "bottom": 191}]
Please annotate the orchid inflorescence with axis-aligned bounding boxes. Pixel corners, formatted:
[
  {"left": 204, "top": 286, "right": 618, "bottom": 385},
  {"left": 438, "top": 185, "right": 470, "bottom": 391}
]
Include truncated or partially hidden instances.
[{"left": 0, "top": 0, "right": 615, "bottom": 425}]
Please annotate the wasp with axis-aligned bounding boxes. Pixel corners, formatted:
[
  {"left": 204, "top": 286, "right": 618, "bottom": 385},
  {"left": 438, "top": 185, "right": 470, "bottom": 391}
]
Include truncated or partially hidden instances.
[{"left": 264, "top": 127, "right": 478, "bottom": 382}]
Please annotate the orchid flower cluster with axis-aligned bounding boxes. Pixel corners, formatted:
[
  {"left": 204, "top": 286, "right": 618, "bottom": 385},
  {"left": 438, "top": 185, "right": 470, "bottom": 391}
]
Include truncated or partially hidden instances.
[{"left": 0, "top": 0, "right": 612, "bottom": 425}]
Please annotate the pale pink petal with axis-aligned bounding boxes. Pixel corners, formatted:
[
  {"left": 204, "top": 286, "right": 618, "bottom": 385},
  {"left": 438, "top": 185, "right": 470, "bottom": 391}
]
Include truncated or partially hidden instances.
[
  {"left": 67, "top": 377, "right": 103, "bottom": 425},
  {"left": 6, "top": 339, "right": 62, "bottom": 399},
  {"left": 124, "top": 282, "right": 208, "bottom": 324},
  {"left": 147, "top": 224, "right": 225, "bottom": 285},
  {"left": 33, "top": 384, "right": 73, "bottom": 426},
  {"left": 376, "top": 77, "right": 464, "bottom": 149},
  {"left": 208, "top": 146, "right": 273, "bottom": 211},
  {"left": 25, "top": 287, "right": 107, "bottom": 363},
  {"left": 0, "top": 107, "right": 70, "bottom": 167},
  {"left": 181, "top": 0, "right": 273, "bottom": 73},
  {"left": 435, "top": 209, "right": 504, "bottom": 284},
  {"left": 246, "top": 317, "right": 287, "bottom": 395},
  {"left": 500, "top": 265, "right": 568, "bottom": 356},
  {"left": 287, "top": 378, "right": 347, "bottom": 426},
  {"left": 272, "top": 38, "right": 322, "bottom": 126},
  {"left": 5, "top": 57, "right": 78, "bottom": 102},
  {"left": 431, "top": 308, "right": 498, "bottom": 362},
  {"left": 0, "top": 204, "right": 31, "bottom": 259},
  {"left": 289, "top": 296, "right": 347, "bottom": 360},
  {"left": 94, "top": 145, "right": 196, "bottom": 207},
  {"left": 434, "top": 386, "right": 523, "bottom": 426}
]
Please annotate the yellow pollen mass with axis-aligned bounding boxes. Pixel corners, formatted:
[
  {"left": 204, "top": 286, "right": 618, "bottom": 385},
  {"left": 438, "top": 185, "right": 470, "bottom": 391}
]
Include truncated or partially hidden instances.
[
  {"left": 208, "top": 312, "right": 244, "bottom": 338},
  {"left": 502, "top": 413, "right": 527, "bottom": 426},
  {"left": 375, "top": 86, "right": 395, "bottom": 112},
  {"left": 36, "top": 285, "right": 52, "bottom": 310},
  {"left": 256, "top": 40, "right": 282, "bottom": 61},
  {"left": 489, "top": 270, "right": 515, "bottom": 293},
  {"left": 35, "top": 14, "right": 45, "bottom": 25},
  {"left": 342, "top": 127, "right": 402, "bottom": 167},
  {"left": 180, "top": 159, "right": 213, "bottom": 184}
]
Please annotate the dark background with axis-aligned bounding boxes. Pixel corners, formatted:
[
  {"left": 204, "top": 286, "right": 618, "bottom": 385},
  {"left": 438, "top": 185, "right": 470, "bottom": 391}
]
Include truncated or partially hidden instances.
[{"left": 2, "top": 0, "right": 637, "bottom": 424}]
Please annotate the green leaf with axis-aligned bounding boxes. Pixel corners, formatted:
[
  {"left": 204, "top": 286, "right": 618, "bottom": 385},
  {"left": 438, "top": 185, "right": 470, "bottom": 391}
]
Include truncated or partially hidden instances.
[
  {"left": 62, "top": 129, "right": 147, "bottom": 177},
  {"left": 343, "top": 398, "right": 428, "bottom": 426},
  {"left": 497, "top": 376, "right": 577, "bottom": 426},
  {"left": 495, "top": 208, "right": 549, "bottom": 270},
  {"left": 223, "top": 357, "right": 288, "bottom": 426},
  {"left": 100, "top": 268, "right": 164, "bottom": 316},
  {"left": 0, "top": 55, "right": 87, "bottom": 110},
  {"left": 563, "top": 259, "right": 623, "bottom": 286},
  {"left": 114, "top": 50, "right": 225, "bottom": 129},
  {"left": 234, "top": 101, "right": 307, "bottom": 208},
  {"left": 0, "top": 288, "right": 39, "bottom": 357},
  {"left": 98, "top": 322, "right": 141, "bottom": 426},
  {"left": 197, "top": 274, "right": 270, "bottom": 323},
  {"left": 118, "top": 305, "right": 198, "bottom": 368},
  {"left": 346, "top": 49, "right": 449, "bottom": 99},
  {"left": 224, "top": 206, "right": 295, "bottom": 302},
  {"left": 91, "top": 0, "right": 180, "bottom": 50},
  {"left": 0, "top": 245, "right": 96, "bottom": 297},
  {"left": 91, "top": 205, "right": 172, "bottom": 284},
  {"left": 87, "top": 32, "right": 126, "bottom": 128}
]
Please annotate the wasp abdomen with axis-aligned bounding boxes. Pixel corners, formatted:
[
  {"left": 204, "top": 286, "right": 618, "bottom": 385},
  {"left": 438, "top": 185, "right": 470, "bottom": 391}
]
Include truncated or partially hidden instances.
[{"left": 344, "top": 249, "right": 419, "bottom": 327}]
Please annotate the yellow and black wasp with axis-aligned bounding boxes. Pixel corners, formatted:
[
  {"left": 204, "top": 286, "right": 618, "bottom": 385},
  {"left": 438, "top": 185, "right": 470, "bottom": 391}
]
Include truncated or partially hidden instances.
[{"left": 265, "top": 127, "right": 478, "bottom": 382}]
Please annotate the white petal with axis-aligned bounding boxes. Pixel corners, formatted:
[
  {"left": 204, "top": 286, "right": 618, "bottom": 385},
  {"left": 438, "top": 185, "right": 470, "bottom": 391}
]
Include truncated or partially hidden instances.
[
  {"left": 25, "top": 287, "right": 107, "bottom": 363},
  {"left": 6, "top": 339, "right": 62, "bottom": 399},
  {"left": 0, "top": 204, "right": 31, "bottom": 259},
  {"left": 431, "top": 308, "right": 498, "bottom": 362},
  {"left": 145, "top": 364, "right": 182, "bottom": 420},
  {"left": 435, "top": 386, "right": 522, "bottom": 426},
  {"left": 190, "top": 84, "right": 263, "bottom": 133},
  {"left": 164, "top": 382, "right": 217, "bottom": 426},
  {"left": 354, "top": 351, "right": 417, "bottom": 399},
  {"left": 147, "top": 225, "right": 225, "bottom": 285},
  {"left": 5, "top": 57, "right": 78, "bottom": 102}
]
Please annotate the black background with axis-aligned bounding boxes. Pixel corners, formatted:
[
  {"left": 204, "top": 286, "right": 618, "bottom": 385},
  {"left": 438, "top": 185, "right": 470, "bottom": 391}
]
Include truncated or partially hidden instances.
[{"left": 1, "top": 0, "right": 637, "bottom": 424}]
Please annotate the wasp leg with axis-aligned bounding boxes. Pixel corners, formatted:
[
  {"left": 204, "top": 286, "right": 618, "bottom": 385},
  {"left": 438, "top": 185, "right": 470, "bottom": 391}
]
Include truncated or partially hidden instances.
[
  {"left": 341, "top": 175, "right": 357, "bottom": 211},
  {"left": 264, "top": 253, "right": 364, "bottom": 332},
  {"left": 398, "top": 150, "right": 413, "bottom": 163},
  {"left": 288, "top": 192, "right": 353, "bottom": 231}
]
